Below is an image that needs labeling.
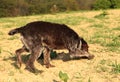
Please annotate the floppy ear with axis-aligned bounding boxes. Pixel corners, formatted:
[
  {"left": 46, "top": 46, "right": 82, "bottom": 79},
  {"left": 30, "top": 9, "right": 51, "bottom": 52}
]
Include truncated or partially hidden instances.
[{"left": 81, "top": 38, "right": 89, "bottom": 52}]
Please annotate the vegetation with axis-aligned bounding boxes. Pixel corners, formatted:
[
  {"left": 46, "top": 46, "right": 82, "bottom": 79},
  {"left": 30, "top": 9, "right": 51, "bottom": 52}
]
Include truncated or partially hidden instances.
[
  {"left": 94, "top": 11, "right": 109, "bottom": 19},
  {"left": 0, "top": 0, "right": 94, "bottom": 17},
  {"left": 110, "top": 61, "right": 120, "bottom": 74},
  {"left": 96, "top": 59, "right": 120, "bottom": 74},
  {"left": 59, "top": 71, "right": 69, "bottom": 82},
  {"left": 93, "top": 0, "right": 120, "bottom": 10},
  {"left": 0, "top": 47, "right": 1, "bottom": 54},
  {"left": 0, "top": 0, "right": 120, "bottom": 17}
]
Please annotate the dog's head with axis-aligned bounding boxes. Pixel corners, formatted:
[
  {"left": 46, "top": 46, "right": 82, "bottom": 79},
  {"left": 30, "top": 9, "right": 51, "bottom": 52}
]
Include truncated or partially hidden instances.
[{"left": 81, "top": 38, "right": 89, "bottom": 52}]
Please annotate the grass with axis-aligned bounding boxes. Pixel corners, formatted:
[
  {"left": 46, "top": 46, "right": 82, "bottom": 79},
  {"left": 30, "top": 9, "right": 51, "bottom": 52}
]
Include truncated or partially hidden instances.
[
  {"left": 112, "top": 26, "right": 120, "bottom": 30},
  {"left": 59, "top": 71, "right": 69, "bottom": 82},
  {"left": 96, "top": 60, "right": 109, "bottom": 73},
  {"left": 43, "top": 16, "right": 94, "bottom": 25},
  {"left": 0, "top": 31, "right": 4, "bottom": 35},
  {"left": 110, "top": 61, "right": 120, "bottom": 74},
  {"left": 99, "top": 59, "right": 106, "bottom": 65},
  {"left": 94, "top": 11, "right": 109, "bottom": 19},
  {"left": 59, "top": 71, "right": 92, "bottom": 82},
  {"left": 90, "top": 23, "right": 104, "bottom": 28},
  {"left": 71, "top": 72, "right": 83, "bottom": 82},
  {"left": 0, "top": 9, "right": 120, "bottom": 82},
  {"left": 0, "top": 47, "right": 1, "bottom": 54},
  {"left": 88, "top": 27, "right": 120, "bottom": 52},
  {"left": 88, "top": 78, "right": 91, "bottom": 82},
  {"left": 96, "top": 59, "right": 120, "bottom": 75},
  {"left": 8, "top": 71, "right": 15, "bottom": 76},
  {"left": 7, "top": 36, "right": 19, "bottom": 40}
]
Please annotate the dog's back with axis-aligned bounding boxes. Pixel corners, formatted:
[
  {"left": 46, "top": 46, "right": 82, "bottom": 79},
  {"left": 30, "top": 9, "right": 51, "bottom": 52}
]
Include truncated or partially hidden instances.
[{"left": 9, "top": 21, "right": 83, "bottom": 51}]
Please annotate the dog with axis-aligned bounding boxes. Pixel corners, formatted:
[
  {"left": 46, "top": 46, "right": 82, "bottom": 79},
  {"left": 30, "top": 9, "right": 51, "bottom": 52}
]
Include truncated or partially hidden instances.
[{"left": 8, "top": 21, "right": 94, "bottom": 72}]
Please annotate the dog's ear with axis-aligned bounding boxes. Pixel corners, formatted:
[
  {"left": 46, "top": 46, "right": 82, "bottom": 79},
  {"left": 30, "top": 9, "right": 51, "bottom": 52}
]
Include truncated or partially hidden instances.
[{"left": 81, "top": 38, "right": 89, "bottom": 52}]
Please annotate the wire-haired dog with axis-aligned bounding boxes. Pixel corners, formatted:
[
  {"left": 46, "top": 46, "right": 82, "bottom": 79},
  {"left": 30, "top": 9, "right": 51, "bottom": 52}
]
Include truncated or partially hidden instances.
[{"left": 8, "top": 21, "right": 94, "bottom": 72}]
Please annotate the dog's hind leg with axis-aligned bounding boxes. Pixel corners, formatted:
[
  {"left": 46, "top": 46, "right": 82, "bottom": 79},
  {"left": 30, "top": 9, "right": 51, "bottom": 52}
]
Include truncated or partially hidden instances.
[
  {"left": 15, "top": 45, "right": 29, "bottom": 68},
  {"left": 25, "top": 46, "right": 45, "bottom": 72},
  {"left": 43, "top": 47, "right": 55, "bottom": 68}
]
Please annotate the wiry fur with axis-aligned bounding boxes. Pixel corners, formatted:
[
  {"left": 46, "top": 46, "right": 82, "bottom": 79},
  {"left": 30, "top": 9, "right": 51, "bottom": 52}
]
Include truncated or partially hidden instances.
[{"left": 8, "top": 21, "right": 94, "bottom": 72}]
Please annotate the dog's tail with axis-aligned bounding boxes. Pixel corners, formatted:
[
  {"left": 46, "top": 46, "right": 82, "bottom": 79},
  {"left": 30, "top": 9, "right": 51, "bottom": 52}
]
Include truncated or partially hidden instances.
[{"left": 8, "top": 27, "right": 23, "bottom": 35}]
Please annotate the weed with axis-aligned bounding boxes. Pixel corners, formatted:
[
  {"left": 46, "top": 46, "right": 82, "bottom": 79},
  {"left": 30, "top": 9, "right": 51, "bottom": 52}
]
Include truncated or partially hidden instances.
[
  {"left": 0, "top": 31, "right": 3, "bottom": 35},
  {"left": 89, "top": 27, "right": 120, "bottom": 52},
  {"left": 100, "top": 59, "right": 106, "bottom": 65},
  {"left": 94, "top": 11, "right": 109, "bottom": 19},
  {"left": 44, "top": 16, "right": 94, "bottom": 25},
  {"left": 0, "top": 47, "right": 1, "bottom": 54},
  {"left": 104, "top": 36, "right": 120, "bottom": 52},
  {"left": 96, "top": 65, "right": 108, "bottom": 73},
  {"left": 0, "top": 18, "right": 15, "bottom": 23},
  {"left": 96, "top": 59, "right": 109, "bottom": 73},
  {"left": 70, "top": 72, "right": 83, "bottom": 82},
  {"left": 14, "top": 78, "right": 22, "bottom": 82},
  {"left": 90, "top": 23, "right": 104, "bottom": 28},
  {"left": 73, "top": 72, "right": 82, "bottom": 79},
  {"left": 112, "top": 26, "right": 120, "bottom": 30},
  {"left": 110, "top": 61, "right": 120, "bottom": 74},
  {"left": 3, "top": 24, "right": 12, "bottom": 28},
  {"left": 88, "top": 77, "right": 91, "bottom": 82},
  {"left": 105, "top": 41, "right": 120, "bottom": 47},
  {"left": 59, "top": 71, "right": 69, "bottom": 82},
  {"left": 100, "top": 65, "right": 108, "bottom": 72},
  {"left": 7, "top": 36, "right": 19, "bottom": 40},
  {"left": 8, "top": 71, "right": 14, "bottom": 76},
  {"left": 96, "top": 60, "right": 120, "bottom": 74}
]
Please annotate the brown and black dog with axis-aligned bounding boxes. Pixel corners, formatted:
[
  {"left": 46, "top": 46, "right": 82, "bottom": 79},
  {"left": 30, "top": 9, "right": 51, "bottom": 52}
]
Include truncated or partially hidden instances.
[{"left": 8, "top": 21, "right": 94, "bottom": 72}]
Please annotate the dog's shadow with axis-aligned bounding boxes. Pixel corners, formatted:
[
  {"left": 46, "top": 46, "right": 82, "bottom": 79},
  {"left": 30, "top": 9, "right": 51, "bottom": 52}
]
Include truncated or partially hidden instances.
[
  {"left": 3, "top": 54, "right": 44, "bottom": 74},
  {"left": 3, "top": 54, "right": 29, "bottom": 68},
  {"left": 37, "top": 52, "right": 89, "bottom": 65},
  {"left": 3, "top": 52, "right": 88, "bottom": 71}
]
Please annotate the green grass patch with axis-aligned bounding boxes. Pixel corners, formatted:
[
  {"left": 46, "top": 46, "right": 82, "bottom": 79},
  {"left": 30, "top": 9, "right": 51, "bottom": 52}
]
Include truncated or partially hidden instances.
[
  {"left": 0, "top": 14, "right": 94, "bottom": 27},
  {"left": 0, "top": 47, "right": 2, "bottom": 54},
  {"left": 0, "top": 31, "right": 4, "bottom": 35},
  {"left": 8, "top": 71, "right": 14, "bottom": 76},
  {"left": 0, "top": 18, "right": 15, "bottom": 23},
  {"left": 96, "top": 59, "right": 110, "bottom": 73},
  {"left": 88, "top": 77, "right": 91, "bottom": 82},
  {"left": 7, "top": 36, "right": 19, "bottom": 40},
  {"left": 90, "top": 23, "right": 104, "bottom": 28},
  {"left": 88, "top": 27, "right": 120, "bottom": 52},
  {"left": 59, "top": 71, "right": 69, "bottom": 82},
  {"left": 3, "top": 24, "right": 13, "bottom": 28},
  {"left": 112, "top": 26, "right": 120, "bottom": 30},
  {"left": 94, "top": 11, "right": 109, "bottom": 19},
  {"left": 110, "top": 61, "right": 120, "bottom": 74},
  {"left": 96, "top": 64, "right": 109, "bottom": 73},
  {"left": 99, "top": 59, "right": 106, "bottom": 65},
  {"left": 44, "top": 16, "right": 94, "bottom": 25},
  {"left": 96, "top": 60, "right": 120, "bottom": 74}
]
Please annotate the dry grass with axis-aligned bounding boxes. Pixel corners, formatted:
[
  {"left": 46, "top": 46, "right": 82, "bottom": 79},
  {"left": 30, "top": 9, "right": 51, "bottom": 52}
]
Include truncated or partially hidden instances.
[{"left": 0, "top": 9, "right": 120, "bottom": 82}]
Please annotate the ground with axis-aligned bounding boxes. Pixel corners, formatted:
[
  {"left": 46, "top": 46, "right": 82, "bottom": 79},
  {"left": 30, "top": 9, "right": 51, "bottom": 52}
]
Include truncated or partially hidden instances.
[{"left": 0, "top": 9, "right": 120, "bottom": 82}]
